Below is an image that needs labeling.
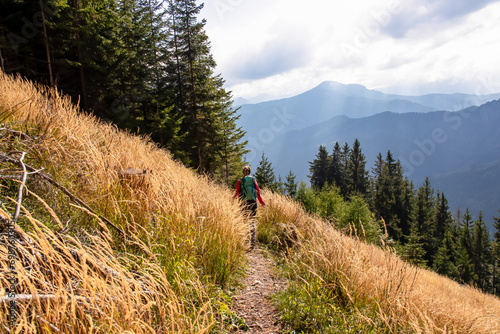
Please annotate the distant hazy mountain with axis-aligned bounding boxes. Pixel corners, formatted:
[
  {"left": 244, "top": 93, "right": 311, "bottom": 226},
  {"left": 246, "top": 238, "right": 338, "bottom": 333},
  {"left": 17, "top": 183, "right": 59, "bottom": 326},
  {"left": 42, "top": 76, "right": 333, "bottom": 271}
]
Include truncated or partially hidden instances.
[
  {"left": 237, "top": 83, "right": 500, "bottom": 231},
  {"left": 238, "top": 81, "right": 500, "bottom": 138}
]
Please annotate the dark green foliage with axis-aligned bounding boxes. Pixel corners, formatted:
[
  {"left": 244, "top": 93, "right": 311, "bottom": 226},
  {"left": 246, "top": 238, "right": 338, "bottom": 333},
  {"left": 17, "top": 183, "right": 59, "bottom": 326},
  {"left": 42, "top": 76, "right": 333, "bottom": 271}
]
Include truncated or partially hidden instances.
[
  {"left": 494, "top": 209, "right": 500, "bottom": 241},
  {"left": 493, "top": 210, "right": 500, "bottom": 295},
  {"left": 254, "top": 152, "right": 277, "bottom": 190},
  {"left": 309, "top": 139, "right": 368, "bottom": 198},
  {"left": 308, "top": 145, "right": 330, "bottom": 190},
  {"left": 371, "top": 150, "right": 410, "bottom": 243},
  {"left": 345, "top": 138, "right": 368, "bottom": 196},
  {"left": 284, "top": 170, "right": 298, "bottom": 198},
  {"left": 433, "top": 230, "right": 459, "bottom": 278},
  {"left": 0, "top": 0, "right": 247, "bottom": 180},
  {"left": 455, "top": 209, "right": 477, "bottom": 284},
  {"left": 329, "top": 142, "right": 344, "bottom": 190},
  {"left": 403, "top": 225, "right": 427, "bottom": 267},
  {"left": 471, "top": 212, "right": 491, "bottom": 290},
  {"left": 303, "top": 140, "right": 499, "bottom": 295}
]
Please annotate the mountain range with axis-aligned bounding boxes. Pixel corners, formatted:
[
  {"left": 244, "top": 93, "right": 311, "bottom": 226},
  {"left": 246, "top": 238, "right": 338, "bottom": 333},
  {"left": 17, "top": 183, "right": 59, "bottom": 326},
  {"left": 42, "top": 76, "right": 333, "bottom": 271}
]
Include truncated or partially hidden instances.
[{"left": 236, "top": 81, "right": 500, "bottom": 232}]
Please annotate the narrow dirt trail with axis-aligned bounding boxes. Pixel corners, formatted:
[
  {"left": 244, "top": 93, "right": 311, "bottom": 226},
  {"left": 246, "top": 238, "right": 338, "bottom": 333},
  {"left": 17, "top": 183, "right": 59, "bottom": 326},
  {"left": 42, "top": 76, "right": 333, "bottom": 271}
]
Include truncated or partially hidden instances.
[{"left": 231, "top": 246, "right": 287, "bottom": 334}]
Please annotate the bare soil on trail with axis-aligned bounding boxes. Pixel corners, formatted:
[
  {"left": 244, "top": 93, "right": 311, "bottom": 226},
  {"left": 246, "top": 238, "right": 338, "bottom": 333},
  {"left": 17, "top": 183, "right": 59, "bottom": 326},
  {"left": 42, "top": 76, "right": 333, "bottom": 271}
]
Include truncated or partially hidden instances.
[{"left": 231, "top": 246, "right": 287, "bottom": 334}]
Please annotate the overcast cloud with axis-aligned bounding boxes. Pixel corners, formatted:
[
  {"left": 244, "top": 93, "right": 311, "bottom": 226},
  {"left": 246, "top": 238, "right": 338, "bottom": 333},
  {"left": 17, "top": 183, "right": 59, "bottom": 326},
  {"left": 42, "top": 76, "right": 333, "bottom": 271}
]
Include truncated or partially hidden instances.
[{"left": 198, "top": 0, "right": 500, "bottom": 101}]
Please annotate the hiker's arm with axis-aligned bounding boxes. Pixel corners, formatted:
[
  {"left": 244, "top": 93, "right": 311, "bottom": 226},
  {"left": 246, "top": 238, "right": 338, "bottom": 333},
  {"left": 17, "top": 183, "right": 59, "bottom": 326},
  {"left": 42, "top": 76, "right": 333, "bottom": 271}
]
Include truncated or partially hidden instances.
[
  {"left": 254, "top": 181, "right": 265, "bottom": 206},
  {"left": 232, "top": 179, "right": 241, "bottom": 199}
]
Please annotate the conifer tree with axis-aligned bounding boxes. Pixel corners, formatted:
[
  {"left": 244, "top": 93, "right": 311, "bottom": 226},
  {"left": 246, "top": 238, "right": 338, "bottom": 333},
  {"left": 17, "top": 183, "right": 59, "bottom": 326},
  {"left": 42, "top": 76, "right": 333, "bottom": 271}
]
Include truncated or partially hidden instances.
[
  {"left": 455, "top": 208, "right": 476, "bottom": 284},
  {"left": 308, "top": 145, "right": 330, "bottom": 190},
  {"left": 345, "top": 138, "right": 368, "bottom": 196},
  {"left": 413, "top": 177, "right": 435, "bottom": 264},
  {"left": 329, "top": 142, "right": 343, "bottom": 189},
  {"left": 433, "top": 230, "right": 459, "bottom": 278},
  {"left": 339, "top": 142, "right": 350, "bottom": 196},
  {"left": 471, "top": 211, "right": 491, "bottom": 290},
  {"left": 399, "top": 178, "right": 415, "bottom": 239},
  {"left": 404, "top": 224, "right": 427, "bottom": 267},
  {"left": 254, "top": 152, "right": 277, "bottom": 190},
  {"left": 215, "top": 105, "right": 248, "bottom": 185},
  {"left": 432, "top": 192, "right": 454, "bottom": 258},
  {"left": 493, "top": 209, "right": 500, "bottom": 295},
  {"left": 373, "top": 151, "right": 406, "bottom": 242},
  {"left": 166, "top": 0, "right": 245, "bottom": 174},
  {"left": 371, "top": 152, "right": 384, "bottom": 182},
  {"left": 368, "top": 152, "right": 384, "bottom": 210},
  {"left": 284, "top": 170, "right": 298, "bottom": 198},
  {"left": 493, "top": 209, "right": 500, "bottom": 242}
]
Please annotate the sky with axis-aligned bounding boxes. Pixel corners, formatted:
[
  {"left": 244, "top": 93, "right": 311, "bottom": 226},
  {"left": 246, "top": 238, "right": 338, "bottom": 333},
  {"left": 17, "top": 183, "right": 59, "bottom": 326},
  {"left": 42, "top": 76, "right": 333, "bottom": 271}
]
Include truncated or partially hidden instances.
[{"left": 197, "top": 0, "right": 500, "bottom": 103}]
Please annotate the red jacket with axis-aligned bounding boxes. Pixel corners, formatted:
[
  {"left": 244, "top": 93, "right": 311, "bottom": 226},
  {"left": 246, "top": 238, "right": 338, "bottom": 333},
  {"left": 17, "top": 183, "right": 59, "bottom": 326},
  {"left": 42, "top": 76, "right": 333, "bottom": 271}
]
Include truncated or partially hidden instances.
[{"left": 233, "top": 177, "right": 265, "bottom": 205}]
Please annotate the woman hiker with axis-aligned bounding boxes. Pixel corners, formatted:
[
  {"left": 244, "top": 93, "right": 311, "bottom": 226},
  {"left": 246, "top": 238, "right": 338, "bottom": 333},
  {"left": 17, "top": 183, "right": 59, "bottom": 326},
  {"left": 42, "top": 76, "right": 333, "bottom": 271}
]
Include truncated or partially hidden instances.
[{"left": 233, "top": 166, "right": 266, "bottom": 245}]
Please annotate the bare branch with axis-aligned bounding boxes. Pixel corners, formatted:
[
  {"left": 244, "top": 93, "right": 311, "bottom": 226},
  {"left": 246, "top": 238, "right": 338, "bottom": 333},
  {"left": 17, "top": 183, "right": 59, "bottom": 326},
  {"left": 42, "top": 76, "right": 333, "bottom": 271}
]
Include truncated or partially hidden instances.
[
  {"left": 13, "top": 152, "right": 27, "bottom": 223},
  {"left": 0, "top": 293, "right": 96, "bottom": 305},
  {"left": 0, "top": 127, "right": 33, "bottom": 141},
  {"left": 0, "top": 152, "right": 125, "bottom": 237}
]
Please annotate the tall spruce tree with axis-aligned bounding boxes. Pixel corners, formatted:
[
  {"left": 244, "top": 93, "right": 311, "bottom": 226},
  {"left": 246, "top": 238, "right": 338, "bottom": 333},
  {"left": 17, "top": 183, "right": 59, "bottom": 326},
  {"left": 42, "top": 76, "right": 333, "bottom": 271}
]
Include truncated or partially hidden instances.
[
  {"left": 471, "top": 212, "right": 491, "bottom": 290},
  {"left": 404, "top": 224, "right": 427, "bottom": 267},
  {"left": 433, "top": 230, "right": 459, "bottom": 278},
  {"left": 345, "top": 138, "right": 368, "bottom": 196},
  {"left": 329, "top": 142, "right": 343, "bottom": 189},
  {"left": 254, "top": 152, "right": 277, "bottom": 190},
  {"left": 432, "top": 192, "right": 454, "bottom": 258},
  {"left": 339, "top": 142, "right": 350, "bottom": 196},
  {"left": 284, "top": 170, "right": 298, "bottom": 198},
  {"left": 309, "top": 145, "right": 330, "bottom": 190},
  {"left": 455, "top": 208, "right": 476, "bottom": 284},
  {"left": 494, "top": 209, "right": 500, "bottom": 241},
  {"left": 400, "top": 178, "right": 415, "bottom": 239},
  {"left": 373, "top": 150, "right": 406, "bottom": 242},
  {"left": 214, "top": 104, "right": 248, "bottom": 185},
  {"left": 166, "top": 0, "right": 246, "bottom": 174},
  {"left": 413, "top": 177, "right": 435, "bottom": 264},
  {"left": 493, "top": 209, "right": 500, "bottom": 295}
]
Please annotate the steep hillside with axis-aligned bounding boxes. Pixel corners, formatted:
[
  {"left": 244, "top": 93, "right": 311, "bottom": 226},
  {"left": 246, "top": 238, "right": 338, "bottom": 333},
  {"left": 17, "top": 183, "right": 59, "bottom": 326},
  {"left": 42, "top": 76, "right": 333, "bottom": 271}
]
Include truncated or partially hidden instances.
[
  {"left": 259, "top": 193, "right": 500, "bottom": 333},
  {"left": 1, "top": 74, "right": 499, "bottom": 333},
  {"left": 0, "top": 73, "right": 248, "bottom": 332}
]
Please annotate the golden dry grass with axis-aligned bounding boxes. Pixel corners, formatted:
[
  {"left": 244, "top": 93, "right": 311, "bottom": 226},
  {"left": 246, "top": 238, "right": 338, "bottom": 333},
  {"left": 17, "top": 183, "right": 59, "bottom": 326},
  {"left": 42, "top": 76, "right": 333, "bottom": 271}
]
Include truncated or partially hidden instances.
[
  {"left": 0, "top": 72, "right": 248, "bottom": 332},
  {"left": 2, "top": 72, "right": 500, "bottom": 333},
  {"left": 261, "top": 191, "right": 500, "bottom": 333}
]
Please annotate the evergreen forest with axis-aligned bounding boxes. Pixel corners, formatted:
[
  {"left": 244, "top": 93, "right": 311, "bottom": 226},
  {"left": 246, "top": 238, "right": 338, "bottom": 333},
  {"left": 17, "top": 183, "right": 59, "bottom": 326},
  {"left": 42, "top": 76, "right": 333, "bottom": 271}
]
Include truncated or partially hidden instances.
[
  {"left": 0, "top": 0, "right": 247, "bottom": 182},
  {"left": 256, "top": 140, "right": 500, "bottom": 296}
]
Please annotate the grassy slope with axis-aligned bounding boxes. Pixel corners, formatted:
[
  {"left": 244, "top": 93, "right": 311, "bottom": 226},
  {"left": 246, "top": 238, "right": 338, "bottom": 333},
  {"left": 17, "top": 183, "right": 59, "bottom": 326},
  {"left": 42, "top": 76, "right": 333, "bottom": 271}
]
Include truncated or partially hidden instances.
[
  {"left": 1, "top": 73, "right": 499, "bottom": 333},
  {"left": 261, "top": 192, "right": 500, "bottom": 333},
  {"left": 0, "top": 73, "right": 248, "bottom": 333}
]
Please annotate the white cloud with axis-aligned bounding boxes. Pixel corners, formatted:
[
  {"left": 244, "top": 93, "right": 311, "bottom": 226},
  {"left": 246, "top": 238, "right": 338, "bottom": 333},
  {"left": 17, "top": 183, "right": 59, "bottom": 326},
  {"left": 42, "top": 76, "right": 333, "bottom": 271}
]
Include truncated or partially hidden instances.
[{"left": 199, "top": 0, "right": 500, "bottom": 100}]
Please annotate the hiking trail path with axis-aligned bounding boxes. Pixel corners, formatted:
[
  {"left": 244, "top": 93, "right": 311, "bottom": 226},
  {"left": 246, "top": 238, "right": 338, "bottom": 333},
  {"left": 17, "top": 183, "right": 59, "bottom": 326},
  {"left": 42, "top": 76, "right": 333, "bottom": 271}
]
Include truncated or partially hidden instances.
[{"left": 232, "top": 246, "right": 288, "bottom": 334}]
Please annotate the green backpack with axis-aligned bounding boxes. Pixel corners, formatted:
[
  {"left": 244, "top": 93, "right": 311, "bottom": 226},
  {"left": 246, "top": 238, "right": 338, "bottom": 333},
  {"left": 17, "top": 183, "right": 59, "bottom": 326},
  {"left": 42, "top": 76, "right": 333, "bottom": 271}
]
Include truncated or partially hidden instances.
[{"left": 240, "top": 176, "right": 257, "bottom": 201}]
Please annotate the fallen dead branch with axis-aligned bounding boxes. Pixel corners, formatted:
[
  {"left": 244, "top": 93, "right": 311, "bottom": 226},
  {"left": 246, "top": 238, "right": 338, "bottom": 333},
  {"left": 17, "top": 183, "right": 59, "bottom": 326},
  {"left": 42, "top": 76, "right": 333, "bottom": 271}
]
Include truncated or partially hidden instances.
[{"left": 0, "top": 152, "right": 124, "bottom": 237}]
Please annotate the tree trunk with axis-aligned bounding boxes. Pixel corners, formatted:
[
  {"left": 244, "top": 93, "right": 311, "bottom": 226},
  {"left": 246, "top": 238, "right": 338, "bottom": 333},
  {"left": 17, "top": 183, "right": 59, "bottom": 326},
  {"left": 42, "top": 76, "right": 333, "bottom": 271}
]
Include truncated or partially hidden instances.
[
  {"left": 0, "top": 48, "right": 4, "bottom": 73},
  {"left": 40, "top": 0, "right": 54, "bottom": 86}
]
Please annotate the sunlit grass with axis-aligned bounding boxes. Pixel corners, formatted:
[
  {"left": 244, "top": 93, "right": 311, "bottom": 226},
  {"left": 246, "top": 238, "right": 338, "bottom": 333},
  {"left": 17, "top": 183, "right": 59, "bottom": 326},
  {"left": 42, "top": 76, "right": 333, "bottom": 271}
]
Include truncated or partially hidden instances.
[
  {"left": 259, "top": 191, "right": 500, "bottom": 333},
  {"left": 0, "top": 72, "right": 248, "bottom": 332},
  {"left": 2, "top": 72, "right": 499, "bottom": 333}
]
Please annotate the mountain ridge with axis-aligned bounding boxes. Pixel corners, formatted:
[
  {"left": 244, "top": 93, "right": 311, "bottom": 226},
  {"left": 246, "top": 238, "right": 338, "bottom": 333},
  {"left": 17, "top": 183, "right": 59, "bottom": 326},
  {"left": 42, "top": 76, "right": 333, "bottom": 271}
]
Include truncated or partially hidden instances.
[{"left": 237, "top": 82, "right": 500, "bottom": 231}]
